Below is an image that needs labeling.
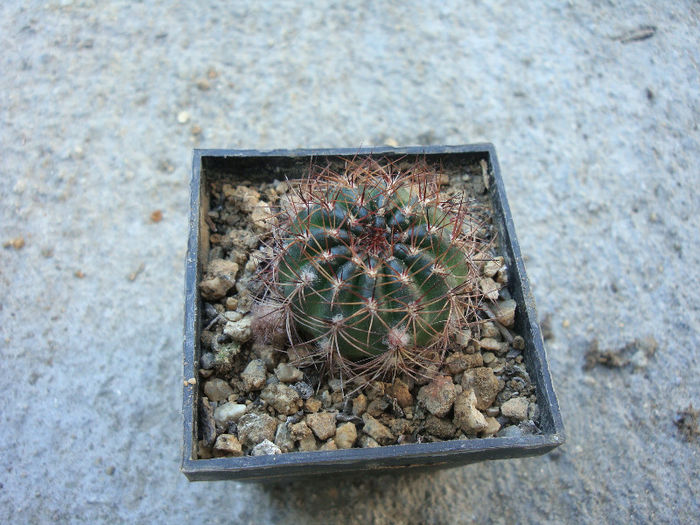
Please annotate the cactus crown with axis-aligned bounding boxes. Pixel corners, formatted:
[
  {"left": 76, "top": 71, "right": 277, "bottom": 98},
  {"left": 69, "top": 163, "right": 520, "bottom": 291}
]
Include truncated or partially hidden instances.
[{"left": 262, "top": 157, "right": 492, "bottom": 381}]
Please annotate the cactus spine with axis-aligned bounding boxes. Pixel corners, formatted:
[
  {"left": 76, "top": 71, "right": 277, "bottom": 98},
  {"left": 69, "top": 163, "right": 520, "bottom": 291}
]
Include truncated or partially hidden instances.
[{"left": 266, "top": 157, "right": 490, "bottom": 379}]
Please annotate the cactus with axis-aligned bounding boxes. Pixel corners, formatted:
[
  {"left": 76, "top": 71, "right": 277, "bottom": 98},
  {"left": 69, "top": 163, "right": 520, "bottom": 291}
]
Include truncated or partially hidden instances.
[{"left": 261, "top": 157, "right": 492, "bottom": 379}]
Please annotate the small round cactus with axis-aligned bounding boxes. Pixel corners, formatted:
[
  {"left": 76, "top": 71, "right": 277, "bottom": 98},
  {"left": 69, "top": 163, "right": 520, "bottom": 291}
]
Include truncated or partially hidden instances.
[{"left": 261, "top": 157, "right": 492, "bottom": 379}]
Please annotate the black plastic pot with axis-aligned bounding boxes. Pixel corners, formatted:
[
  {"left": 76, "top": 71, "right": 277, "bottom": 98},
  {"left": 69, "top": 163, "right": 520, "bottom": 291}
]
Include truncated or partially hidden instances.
[{"left": 182, "top": 144, "right": 564, "bottom": 482}]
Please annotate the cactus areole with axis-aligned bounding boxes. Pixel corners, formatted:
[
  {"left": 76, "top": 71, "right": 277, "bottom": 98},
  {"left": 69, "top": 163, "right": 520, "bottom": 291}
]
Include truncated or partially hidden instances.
[{"left": 271, "top": 158, "right": 489, "bottom": 375}]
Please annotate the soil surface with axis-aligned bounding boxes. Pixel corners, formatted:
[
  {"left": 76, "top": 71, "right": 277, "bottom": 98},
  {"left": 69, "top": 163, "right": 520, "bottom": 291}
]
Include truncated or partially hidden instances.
[
  {"left": 195, "top": 161, "right": 536, "bottom": 458},
  {"left": 1, "top": 1, "right": 699, "bottom": 523}
]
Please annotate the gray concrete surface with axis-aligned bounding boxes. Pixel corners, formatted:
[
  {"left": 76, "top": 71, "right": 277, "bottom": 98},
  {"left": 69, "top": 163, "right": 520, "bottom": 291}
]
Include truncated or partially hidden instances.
[{"left": 1, "top": 1, "right": 699, "bottom": 523}]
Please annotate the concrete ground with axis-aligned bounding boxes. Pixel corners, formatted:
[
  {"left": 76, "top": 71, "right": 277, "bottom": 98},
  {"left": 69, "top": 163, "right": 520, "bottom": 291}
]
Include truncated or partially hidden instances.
[{"left": 1, "top": 1, "right": 699, "bottom": 523}]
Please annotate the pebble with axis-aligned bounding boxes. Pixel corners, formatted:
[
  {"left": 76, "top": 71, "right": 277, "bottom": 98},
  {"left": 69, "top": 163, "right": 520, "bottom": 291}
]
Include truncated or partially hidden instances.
[
  {"left": 496, "top": 266, "right": 508, "bottom": 284},
  {"left": 417, "top": 375, "right": 457, "bottom": 417},
  {"left": 481, "top": 322, "right": 499, "bottom": 338},
  {"left": 213, "top": 402, "right": 247, "bottom": 425},
  {"left": 388, "top": 418, "right": 410, "bottom": 436},
  {"left": 483, "top": 257, "right": 503, "bottom": 277},
  {"left": 287, "top": 345, "right": 315, "bottom": 367},
  {"left": 237, "top": 413, "right": 278, "bottom": 447},
  {"left": 244, "top": 256, "right": 259, "bottom": 275},
  {"left": 251, "top": 201, "right": 275, "bottom": 232},
  {"left": 352, "top": 394, "right": 368, "bottom": 416},
  {"left": 251, "top": 439, "right": 282, "bottom": 456},
  {"left": 387, "top": 379, "right": 413, "bottom": 408},
  {"left": 358, "top": 435, "right": 380, "bottom": 448},
  {"left": 290, "top": 421, "right": 312, "bottom": 440},
  {"left": 425, "top": 415, "right": 457, "bottom": 439},
  {"left": 365, "top": 381, "right": 386, "bottom": 399},
  {"left": 335, "top": 422, "right": 358, "bottom": 449},
  {"left": 213, "top": 434, "right": 243, "bottom": 456},
  {"left": 252, "top": 343, "right": 281, "bottom": 371},
  {"left": 317, "top": 439, "right": 335, "bottom": 451},
  {"left": 512, "top": 336, "right": 525, "bottom": 350},
  {"left": 206, "top": 258, "right": 239, "bottom": 280},
  {"left": 240, "top": 359, "right": 267, "bottom": 392},
  {"left": 482, "top": 352, "right": 496, "bottom": 365},
  {"left": 361, "top": 413, "right": 395, "bottom": 445},
  {"left": 260, "top": 383, "right": 302, "bottom": 415},
  {"left": 501, "top": 397, "right": 529, "bottom": 421},
  {"left": 481, "top": 416, "right": 501, "bottom": 437},
  {"left": 294, "top": 434, "right": 315, "bottom": 452},
  {"left": 461, "top": 367, "right": 501, "bottom": 410},
  {"left": 274, "top": 363, "right": 303, "bottom": 383},
  {"left": 290, "top": 421, "right": 317, "bottom": 451},
  {"left": 455, "top": 329, "right": 472, "bottom": 348},
  {"left": 307, "top": 412, "right": 337, "bottom": 440},
  {"left": 444, "top": 352, "right": 483, "bottom": 374},
  {"left": 223, "top": 316, "right": 252, "bottom": 343},
  {"left": 232, "top": 185, "right": 261, "bottom": 213},
  {"left": 367, "top": 398, "right": 389, "bottom": 417},
  {"left": 199, "top": 276, "right": 234, "bottom": 301},
  {"left": 493, "top": 299, "right": 516, "bottom": 327},
  {"left": 177, "top": 110, "right": 190, "bottom": 124},
  {"left": 328, "top": 378, "right": 343, "bottom": 392},
  {"left": 479, "top": 277, "right": 500, "bottom": 301},
  {"left": 318, "top": 390, "right": 333, "bottom": 408},
  {"left": 223, "top": 310, "right": 242, "bottom": 323},
  {"left": 304, "top": 397, "right": 322, "bottom": 413},
  {"left": 293, "top": 381, "right": 314, "bottom": 400},
  {"left": 453, "top": 389, "right": 488, "bottom": 434},
  {"left": 478, "top": 338, "right": 502, "bottom": 352},
  {"left": 203, "top": 378, "right": 234, "bottom": 402},
  {"left": 200, "top": 352, "right": 216, "bottom": 370},
  {"left": 498, "top": 425, "right": 524, "bottom": 438},
  {"left": 486, "top": 406, "right": 500, "bottom": 417},
  {"left": 274, "top": 423, "right": 295, "bottom": 453}
]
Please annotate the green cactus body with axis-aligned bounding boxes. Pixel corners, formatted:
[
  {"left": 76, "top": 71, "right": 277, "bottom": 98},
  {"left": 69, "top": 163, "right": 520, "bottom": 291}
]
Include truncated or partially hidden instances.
[{"left": 275, "top": 166, "right": 478, "bottom": 363}]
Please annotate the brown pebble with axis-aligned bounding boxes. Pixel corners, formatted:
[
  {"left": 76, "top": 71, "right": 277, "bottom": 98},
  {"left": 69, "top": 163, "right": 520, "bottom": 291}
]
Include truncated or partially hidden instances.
[
  {"left": 387, "top": 379, "right": 413, "bottom": 408},
  {"left": 150, "top": 210, "right": 163, "bottom": 223},
  {"left": 335, "top": 422, "right": 358, "bottom": 449},
  {"left": 304, "top": 397, "right": 322, "bottom": 413},
  {"left": 306, "top": 412, "right": 337, "bottom": 440},
  {"left": 74, "top": 270, "right": 85, "bottom": 278},
  {"left": 214, "top": 434, "right": 243, "bottom": 457},
  {"left": 352, "top": 394, "right": 368, "bottom": 416},
  {"left": 3, "top": 237, "right": 25, "bottom": 250},
  {"left": 444, "top": 352, "right": 483, "bottom": 375},
  {"left": 461, "top": 367, "right": 501, "bottom": 410}
]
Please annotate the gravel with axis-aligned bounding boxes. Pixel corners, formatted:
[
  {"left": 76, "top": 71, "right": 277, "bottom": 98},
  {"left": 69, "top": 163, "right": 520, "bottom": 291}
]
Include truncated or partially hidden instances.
[
  {"left": 1, "top": 1, "right": 698, "bottom": 523},
  {"left": 500, "top": 397, "right": 530, "bottom": 421},
  {"left": 461, "top": 367, "right": 501, "bottom": 410},
  {"left": 213, "top": 402, "right": 247, "bottom": 426},
  {"left": 237, "top": 413, "right": 278, "bottom": 448},
  {"left": 417, "top": 375, "right": 457, "bottom": 417},
  {"left": 335, "top": 422, "right": 358, "bottom": 449},
  {"left": 203, "top": 378, "right": 234, "bottom": 402},
  {"left": 240, "top": 359, "right": 267, "bottom": 392}
]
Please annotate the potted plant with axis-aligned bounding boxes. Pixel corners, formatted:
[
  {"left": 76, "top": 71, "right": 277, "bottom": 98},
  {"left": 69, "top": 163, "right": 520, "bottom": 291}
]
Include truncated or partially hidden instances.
[{"left": 182, "top": 144, "right": 564, "bottom": 481}]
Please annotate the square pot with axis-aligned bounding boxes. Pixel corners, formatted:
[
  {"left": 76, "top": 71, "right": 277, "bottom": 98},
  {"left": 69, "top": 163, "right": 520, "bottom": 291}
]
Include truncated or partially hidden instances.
[{"left": 182, "top": 144, "right": 564, "bottom": 482}]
